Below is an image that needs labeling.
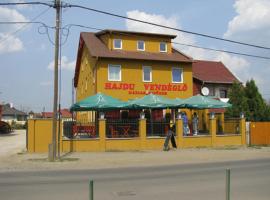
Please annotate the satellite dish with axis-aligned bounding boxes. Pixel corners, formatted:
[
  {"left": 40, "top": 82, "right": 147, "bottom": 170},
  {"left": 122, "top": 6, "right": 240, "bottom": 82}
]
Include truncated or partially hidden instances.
[{"left": 201, "top": 87, "right": 209, "bottom": 96}]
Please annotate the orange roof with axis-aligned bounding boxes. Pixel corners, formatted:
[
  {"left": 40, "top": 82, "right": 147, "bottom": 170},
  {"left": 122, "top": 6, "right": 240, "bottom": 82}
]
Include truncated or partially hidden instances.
[{"left": 193, "top": 60, "right": 239, "bottom": 84}]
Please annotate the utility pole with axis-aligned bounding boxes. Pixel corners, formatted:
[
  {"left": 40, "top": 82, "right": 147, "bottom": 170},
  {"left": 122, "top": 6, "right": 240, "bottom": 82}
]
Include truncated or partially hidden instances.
[{"left": 50, "top": 0, "right": 61, "bottom": 161}]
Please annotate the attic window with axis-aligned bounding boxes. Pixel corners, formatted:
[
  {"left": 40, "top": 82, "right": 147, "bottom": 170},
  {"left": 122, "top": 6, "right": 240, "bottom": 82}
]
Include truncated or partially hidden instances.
[
  {"left": 160, "top": 42, "right": 167, "bottom": 52},
  {"left": 113, "top": 39, "right": 122, "bottom": 49},
  {"left": 137, "top": 40, "right": 145, "bottom": 51}
]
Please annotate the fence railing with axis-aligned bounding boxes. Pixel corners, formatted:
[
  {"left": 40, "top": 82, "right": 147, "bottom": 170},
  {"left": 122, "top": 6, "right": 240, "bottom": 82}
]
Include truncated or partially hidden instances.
[
  {"left": 106, "top": 119, "right": 139, "bottom": 138},
  {"left": 219, "top": 118, "right": 240, "bottom": 135},
  {"left": 146, "top": 120, "right": 174, "bottom": 137},
  {"left": 63, "top": 121, "right": 99, "bottom": 139}
]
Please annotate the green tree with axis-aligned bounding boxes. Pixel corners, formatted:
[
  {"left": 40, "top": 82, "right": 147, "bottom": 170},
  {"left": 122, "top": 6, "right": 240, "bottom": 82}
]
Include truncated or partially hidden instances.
[
  {"left": 245, "top": 79, "right": 270, "bottom": 121},
  {"left": 226, "top": 82, "right": 249, "bottom": 118}
]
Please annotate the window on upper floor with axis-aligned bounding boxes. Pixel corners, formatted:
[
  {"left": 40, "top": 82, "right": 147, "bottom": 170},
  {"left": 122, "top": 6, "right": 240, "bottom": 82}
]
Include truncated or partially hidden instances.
[
  {"left": 160, "top": 42, "right": 167, "bottom": 52},
  {"left": 219, "top": 89, "right": 227, "bottom": 98},
  {"left": 137, "top": 40, "right": 145, "bottom": 51},
  {"left": 172, "top": 67, "right": 183, "bottom": 83},
  {"left": 142, "top": 66, "right": 152, "bottom": 82},
  {"left": 108, "top": 64, "right": 121, "bottom": 81},
  {"left": 113, "top": 39, "right": 122, "bottom": 49}
]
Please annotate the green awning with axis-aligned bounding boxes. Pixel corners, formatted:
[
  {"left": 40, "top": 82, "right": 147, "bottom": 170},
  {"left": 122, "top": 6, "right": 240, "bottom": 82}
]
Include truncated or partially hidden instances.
[
  {"left": 70, "top": 92, "right": 127, "bottom": 111},
  {"left": 182, "top": 94, "right": 232, "bottom": 109}
]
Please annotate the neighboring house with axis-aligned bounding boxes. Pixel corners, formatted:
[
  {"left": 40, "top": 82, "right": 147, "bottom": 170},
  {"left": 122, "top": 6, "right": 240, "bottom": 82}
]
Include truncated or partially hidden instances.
[
  {"left": 74, "top": 29, "right": 193, "bottom": 107},
  {"left": 193, "top": 60, "right": 239, "bottom": 100},
  {"left": 42, "top": 109, "right": 72, "bottom": 119},
  {"left": 1, "top": 104, "right": 28, "bottom": 125}
]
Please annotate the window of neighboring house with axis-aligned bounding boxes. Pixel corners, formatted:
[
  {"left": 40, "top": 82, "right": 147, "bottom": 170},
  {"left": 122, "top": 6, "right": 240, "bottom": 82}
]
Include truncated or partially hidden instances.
[
  {"left": 108, "top": 64, "right": 121, "bottom": 81},
  {"left": 208, "top": 86, "right": 215, "bottom": 96},
  {"left": 172, "top": 67, "right": 183, "bottom": 83},
  {"left": 142, "top": 66, "right": 152, "bottom": 82},
  {"left": 137, "top": 40, "right": 145, "bottom": 51},
  {"left": 113, "top": 39, "right": 122, "bottom": 49},
  {"left": 160, "top": 42, "right": 167, "bottom": 52},
  {"left": 219, "top": 89, "right": 227, "bottom": 98}
]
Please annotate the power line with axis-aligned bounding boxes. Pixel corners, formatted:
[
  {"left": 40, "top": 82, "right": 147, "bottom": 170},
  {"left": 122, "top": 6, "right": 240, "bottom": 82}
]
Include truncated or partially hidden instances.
[
  {"left": 0, "top": 2, "right": 53, "bottom": 7},
  {"left": 0, "top": 21, "right": 53, "bottom": 28},
  {"left": 172, "top": 42, "right": 270, "bottom": 60},
  {"left": 67, "top": 4, "right": 270, "bottom": 50},
  {"left": 59, "top": 23, "right": 270, "bottom": 61},
  {"left": 0, "top": 7, "right": 52, "bottom": 44}
]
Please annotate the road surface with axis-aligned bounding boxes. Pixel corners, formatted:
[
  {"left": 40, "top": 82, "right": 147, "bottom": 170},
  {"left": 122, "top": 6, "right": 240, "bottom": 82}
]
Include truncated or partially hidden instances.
[{"left": 0, "top": 158, "right": 269, "bottom": 200}]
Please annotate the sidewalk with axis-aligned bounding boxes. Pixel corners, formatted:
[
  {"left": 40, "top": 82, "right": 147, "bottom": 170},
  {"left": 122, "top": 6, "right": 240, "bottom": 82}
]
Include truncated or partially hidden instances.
[{"left": 1, "top": 130, "right": 270, "bottom": 172}]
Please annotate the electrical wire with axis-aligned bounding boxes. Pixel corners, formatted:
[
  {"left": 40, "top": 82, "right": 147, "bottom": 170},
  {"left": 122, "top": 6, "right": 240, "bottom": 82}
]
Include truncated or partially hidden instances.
[
  {"left": 172, "top": 42, "right": 270, "bottom": 60},
  {"left": 0, "top": 2, "right": 53, "bottom": 7},
  {"left": 67, "top": 4, "right": 270, "bottom": 50},
  {"left": 0, "top": 7, "right": 52, "bottom": 44},
  {"left": 59, "top": 23, "right": 270, "bottom": 61}
]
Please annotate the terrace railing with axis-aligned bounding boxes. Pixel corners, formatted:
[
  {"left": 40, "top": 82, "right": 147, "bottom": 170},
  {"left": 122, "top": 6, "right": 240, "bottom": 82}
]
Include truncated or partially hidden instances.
[
  {"left": 219, "top": 118, "right": 240, "bottom": 135},
  {"left": 106, "top": 119, "right": 139, "bottom": 138},
  {"left": 146, "top": 120, "right": 175, "bottom": 137},
  {"left": 63, "top": 120, "right": 99, "bottom": 139}
]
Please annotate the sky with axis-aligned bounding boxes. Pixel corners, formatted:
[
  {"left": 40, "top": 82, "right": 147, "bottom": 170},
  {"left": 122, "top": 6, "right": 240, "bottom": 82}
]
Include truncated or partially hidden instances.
[{"left": 0, "top": 0, "right": 270, "bottom": 112}]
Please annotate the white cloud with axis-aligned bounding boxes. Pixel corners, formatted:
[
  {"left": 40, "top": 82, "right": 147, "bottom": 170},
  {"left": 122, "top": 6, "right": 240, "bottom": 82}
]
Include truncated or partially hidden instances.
[
  {"left": 0, "top": 7, "right": 28, "bottom": 54},
  {"left": 0, "top": 7, "right": 27, "bottom": 33},
  {"left": 126, "top": 10, "right": 195, "bottom": 45},
  {"left": 47, "top": 56, "right": 76, "bottom": 71},
  {"left": 0, "top": 33, "right": 23, "bottom": 54},
  {"left": 224, "top": 0, "right": 270, "bottom": 45}
]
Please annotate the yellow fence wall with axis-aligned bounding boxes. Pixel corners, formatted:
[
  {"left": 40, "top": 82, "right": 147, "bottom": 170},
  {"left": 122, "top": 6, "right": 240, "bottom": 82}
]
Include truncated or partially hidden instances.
[
  {"left": 27, "top": 119, "right": 62, "bottom": 153},
  {"left": 27, "top": 118, "right": 246, "bottom": 153}
]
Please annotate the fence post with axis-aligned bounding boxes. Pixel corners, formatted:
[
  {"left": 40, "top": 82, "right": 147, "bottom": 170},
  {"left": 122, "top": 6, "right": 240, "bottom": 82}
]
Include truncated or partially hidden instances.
[
  {"left": 226, "top": 169, "right": 231, "bottom": 200},
  {"left": 239, "top": 116, "right": 246, "bottom": 146},
  {"left": 99, "top": 119, "right": 106, "bottom": 151},
  {"left": 176, "top": 118, "right": 183, "bottom": 148},
  {"left": 209, "top": 113, "right": 217, "bottom": 147},
  {"left": 139, "top": 118, "right": 146, "bottom": 150},
  {"left": 89, "top": 180, "right": 94, "bottom": 200}
]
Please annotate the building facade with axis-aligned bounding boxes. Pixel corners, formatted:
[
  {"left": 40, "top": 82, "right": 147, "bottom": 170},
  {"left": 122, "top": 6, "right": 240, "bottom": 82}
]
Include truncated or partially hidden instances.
[{"left": 74, "top": 30, "right": 193, "bottom": 105}]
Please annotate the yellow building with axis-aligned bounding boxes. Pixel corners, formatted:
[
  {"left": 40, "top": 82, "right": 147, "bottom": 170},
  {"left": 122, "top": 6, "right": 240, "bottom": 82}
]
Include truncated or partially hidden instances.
[
  {"left": 26, "top": 30, "right": 247, "bottom": 153},
  {"left": 74, "top": 29, "right": 193, "bottom": 105}
]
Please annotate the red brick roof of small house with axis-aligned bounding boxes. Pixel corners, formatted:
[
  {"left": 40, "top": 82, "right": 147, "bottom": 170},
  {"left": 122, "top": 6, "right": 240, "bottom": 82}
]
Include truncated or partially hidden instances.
[
  {"left": 74, "top": 31, "right": 193, "bottom": 87},
  {"left": 193, "top": 60, "right": 239, "bottom": 84},
  {"left": 42, "top": 109, "right": 72, "bottom": 118}
]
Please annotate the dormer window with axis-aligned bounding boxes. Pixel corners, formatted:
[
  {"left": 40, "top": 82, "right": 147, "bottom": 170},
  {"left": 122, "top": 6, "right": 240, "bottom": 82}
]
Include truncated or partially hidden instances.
[
  {"left": 160, "top": 42, "right": 167, "bottom": 52},
  {"left": 137, "top": 40, "right": 145, "bottom": 51},
  {"left": 113, "top": 39, "right": 122, "bottom": 49}
]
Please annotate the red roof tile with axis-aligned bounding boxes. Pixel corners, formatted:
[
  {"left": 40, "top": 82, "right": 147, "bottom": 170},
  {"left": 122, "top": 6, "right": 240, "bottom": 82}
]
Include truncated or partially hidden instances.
[
  {"left": 193, "top": 60, "right": 239, "bottom": 84},
  {"left": 42, "top": 109, "right": 72, "bottom": 118}
]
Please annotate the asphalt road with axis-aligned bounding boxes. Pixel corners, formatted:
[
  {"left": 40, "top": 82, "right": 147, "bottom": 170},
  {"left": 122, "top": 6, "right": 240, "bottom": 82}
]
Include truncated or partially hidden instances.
[{"left": 0, "top": 158, "right": 270, "bottom": 200}]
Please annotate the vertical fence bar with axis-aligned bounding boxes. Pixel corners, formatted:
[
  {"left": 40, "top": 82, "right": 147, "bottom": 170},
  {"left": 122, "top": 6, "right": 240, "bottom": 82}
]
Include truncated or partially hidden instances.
[
  {"left": 89, "top": 180, "right": 94, "bottom": 200},
  {"left": 226, "top": 169, "right": 231, "bottom": 200}
]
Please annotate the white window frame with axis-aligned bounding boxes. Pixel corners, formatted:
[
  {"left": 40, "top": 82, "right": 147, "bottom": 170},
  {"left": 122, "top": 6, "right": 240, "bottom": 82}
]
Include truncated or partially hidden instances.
[
  {"left": 160, "top": 42, "right": 167, "bottom": 52},
  {"left": 171, "top": 67, "right": 183, "bottom": 83},
  {"left": 137, "top": 40, "right": 145, "bottom": 51},
  {"left": 108, "top": 64, "right": 121, "bottom": 81},
  {"left": 142, "top": 66, "right": 152, "bottom": 82},
  {"left": 113, "top": 39, "right": 122, "bottom": 49}
]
